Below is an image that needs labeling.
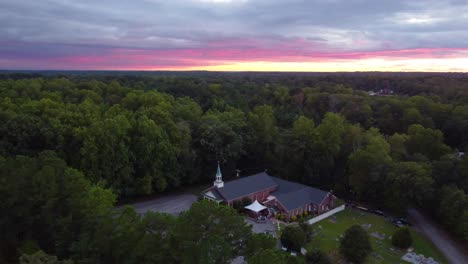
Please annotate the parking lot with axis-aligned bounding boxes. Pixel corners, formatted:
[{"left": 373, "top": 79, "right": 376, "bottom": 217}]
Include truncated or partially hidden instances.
[
  {"left": 244, "top": 217, "right": 276, "bottom": 235},
  {"left": 130, "top": 194, "right": 198, "bottom": 215}
]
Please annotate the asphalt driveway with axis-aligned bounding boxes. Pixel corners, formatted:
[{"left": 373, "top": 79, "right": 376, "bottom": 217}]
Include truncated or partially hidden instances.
[
  {"left": 130, "top": 194, "right": 198, "bottom": 215},
  {"left": 408, "top": 208, "right": 468, "bottom": 264}
]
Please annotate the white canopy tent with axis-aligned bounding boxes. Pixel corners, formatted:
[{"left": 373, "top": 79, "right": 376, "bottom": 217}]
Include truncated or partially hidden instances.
[{"left": 244, "top": 200, "right": 267, "bottom": 213}]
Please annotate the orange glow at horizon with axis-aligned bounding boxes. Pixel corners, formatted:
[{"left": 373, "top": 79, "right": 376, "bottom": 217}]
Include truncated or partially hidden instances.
[{"left": 154, "top": 58, "right": 468, "bottom": 72}]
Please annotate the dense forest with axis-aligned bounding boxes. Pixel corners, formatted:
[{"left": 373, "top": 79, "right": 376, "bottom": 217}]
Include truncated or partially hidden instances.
[{"left": 1, "top": 72, "right": 468, "bottom": 263}]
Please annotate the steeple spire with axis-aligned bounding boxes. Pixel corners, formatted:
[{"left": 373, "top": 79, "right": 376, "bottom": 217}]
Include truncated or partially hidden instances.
[{"left": 213, "top": 161, "right": 224, "bottom": 188}]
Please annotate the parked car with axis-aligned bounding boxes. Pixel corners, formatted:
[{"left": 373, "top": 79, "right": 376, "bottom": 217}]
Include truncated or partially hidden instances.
[
  {"left": 372, "top": 209, "right": 384, "bottom": 216},
  {"left": 397, "top": 218, "right": 411, "bottom": 226},
  {"left": 356, "top": 206, "right": 369, "bottom": 212},
  {"left": 392, "top": 219, "right": 404, "bottom": 227},
  {"left": 391, "top": 217, "right": 411, "bottom": 227}
]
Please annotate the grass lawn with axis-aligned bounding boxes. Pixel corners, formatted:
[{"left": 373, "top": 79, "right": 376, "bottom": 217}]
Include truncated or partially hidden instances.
[{"left": 305, "top": 209, "right": 448, "bottom": 264}]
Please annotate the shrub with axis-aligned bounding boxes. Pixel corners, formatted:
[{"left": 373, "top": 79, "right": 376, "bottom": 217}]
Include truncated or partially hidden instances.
[
  {"left": 335, "top": 199, "right": 345, "bottom": 207},
  {"left": 247, "top": 249, "right": 284, "bottom": 264},
  {"left": 305, "top": 249, "right": 332, "bottom": 264},
  {"left": 303, "top": 211, "right": 308, "bottom": 217},
  {"left": 339, "top": 225, "right": 372, "bottom": 263},
  {"left": 232, "top": 200, "right": 244, "bottom": 211},
  {"left": 241, "top": 198, "right": 251, "bottom": 207},
  {"left": 300, "top": 222, "right": 314, "bottom": 244},
  {"left": 290, "top": 215, "right": 297, "bottom": 222},
  {"left": 20, "top": 251, "right": 72, "bottom": 264},
  {"left": 280, "top": 226, "right": 306, "bottom": 252},
  {"left": 299, "top": 222, "right": 312, "bottom": 234},
  {"left": 19, "top": 240, "right": 40, "bottom": 255},
  {"left": 392, "top": 227, "right": 413, "bottom": 249},
  {"left": 245, "top": 233, "right": 276, "bottom": 258}
]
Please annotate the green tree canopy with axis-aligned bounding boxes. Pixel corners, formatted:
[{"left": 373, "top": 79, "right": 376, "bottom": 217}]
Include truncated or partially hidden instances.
[
  {"left": 19, "top": 251, "right": 73, "bottom": 264},
  {"left": 406, "top": 124, "right": 451, "bottom": 160},
  {"left": 348, "top": 128, "right": 392, "bottom": 198},
  {"left": 392, "top": 227, "right": 413, "bottom": 249},
  {"left": 280, "top": 226, "right": 306, "bottom": 252},
  {"left": 245, "top": 233, "right": 277, "bottom": 259},
  {"left": 305, "top": 250, "right": 332, "bottom": 264},
  {"left": 339, "top": 225, "right": 372, "bottom": 263},
  {"left": 172, "top": 200, "right": 252, "bottom": 264},
  {"left": 0, "top": 151, "right": 115, "bottom": 262},
  {"left": 436, "top": 185, "right": 467, "bottom": 238}
]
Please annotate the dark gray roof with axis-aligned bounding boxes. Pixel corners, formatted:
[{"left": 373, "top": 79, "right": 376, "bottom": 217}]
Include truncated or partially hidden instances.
[
  {"left": 271, "top": 177, "right": 329, "bottom": 211},
  {"left": 216, "top": 172, "right": 278, "bottom": 201},
  {"left": 210, "top": 172, "right": 330, "bottom": 211},
  {"left": 209, "top": 188, "right": 224, "bottom": 200}
]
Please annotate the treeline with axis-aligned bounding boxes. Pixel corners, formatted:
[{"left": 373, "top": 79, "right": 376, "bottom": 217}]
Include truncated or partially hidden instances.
[
  {"left": 1, "top": 152, "right": 289, "bottom": 263},
  {"left": 0, "top": 73, "right": 467, "bottom": 257}
]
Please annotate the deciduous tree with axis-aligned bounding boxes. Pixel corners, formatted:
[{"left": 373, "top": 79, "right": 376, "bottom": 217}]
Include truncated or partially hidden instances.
[{"left": 339, "top": 225, "right": 372, "bottom": 263}]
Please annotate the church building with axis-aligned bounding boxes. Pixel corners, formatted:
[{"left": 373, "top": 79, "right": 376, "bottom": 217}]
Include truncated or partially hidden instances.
[{"left": 203, "top": 164, "right": 336, "bottom": 220}]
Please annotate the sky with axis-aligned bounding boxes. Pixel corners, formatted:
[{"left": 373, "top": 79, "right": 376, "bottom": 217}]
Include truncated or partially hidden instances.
[{"left": 1, "top": 0, "right": 468, "bottom": 72}]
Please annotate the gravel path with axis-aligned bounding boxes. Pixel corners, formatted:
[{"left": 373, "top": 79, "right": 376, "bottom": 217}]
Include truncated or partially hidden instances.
[
  {"left": 130, "top": 194, "right": 198, "bottom": 215},
  {"left": 408, "top": 208, "right": 468, "bottom": 264}
]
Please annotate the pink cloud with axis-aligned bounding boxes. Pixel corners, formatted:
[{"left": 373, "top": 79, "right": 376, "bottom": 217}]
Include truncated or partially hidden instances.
[{"left": 2, "top": 38, "right": 468, "bottom": 70}]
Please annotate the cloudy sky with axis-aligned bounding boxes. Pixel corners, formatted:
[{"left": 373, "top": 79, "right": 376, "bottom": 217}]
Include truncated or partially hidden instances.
[{"left": 1, "top": 0, "right": 468, "bottom": 71}]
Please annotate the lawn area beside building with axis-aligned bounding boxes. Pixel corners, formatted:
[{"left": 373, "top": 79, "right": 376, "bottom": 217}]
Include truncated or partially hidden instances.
[{"left": 306, "top": 209, "right": 448, "bottom": 264}]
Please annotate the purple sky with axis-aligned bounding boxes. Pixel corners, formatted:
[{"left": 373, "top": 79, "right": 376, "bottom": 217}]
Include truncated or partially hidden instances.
[{"left": 1, "top": 0, "right": 467, "bottom": 71}]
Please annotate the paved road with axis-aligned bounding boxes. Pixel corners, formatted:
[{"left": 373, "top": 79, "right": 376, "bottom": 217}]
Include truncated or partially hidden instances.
[
  {"left": 130, "top": 194, "right": 198, "bottom": 215},
  {"left": 408, "top": 208, "right": 468, "bottom": 264}
]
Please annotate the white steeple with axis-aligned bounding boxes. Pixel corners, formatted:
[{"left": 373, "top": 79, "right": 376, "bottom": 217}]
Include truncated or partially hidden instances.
[{"left": 213, "top": 161, "right": 224, "bottom": 188}]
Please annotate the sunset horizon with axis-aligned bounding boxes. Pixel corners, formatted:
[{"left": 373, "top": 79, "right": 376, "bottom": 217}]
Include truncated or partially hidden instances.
[
  {"left": 3, "top": 1, "right": 468, "bottom": 262},
  {"left": 1, "top": 0, "right": 468, "bottom": 72}
]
